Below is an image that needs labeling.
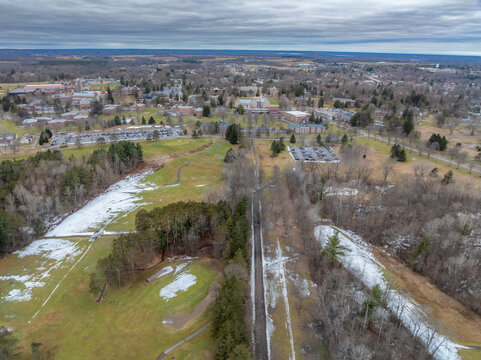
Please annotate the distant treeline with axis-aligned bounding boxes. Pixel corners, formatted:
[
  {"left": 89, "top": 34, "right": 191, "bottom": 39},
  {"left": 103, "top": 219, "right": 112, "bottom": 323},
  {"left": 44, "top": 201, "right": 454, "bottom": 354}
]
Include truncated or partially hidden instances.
[
  {"left": 0, "top": 141, "right": 143, "bottom": 254},
  {"left": 34, "top": 60, "right": 107, "bottom": 66}
]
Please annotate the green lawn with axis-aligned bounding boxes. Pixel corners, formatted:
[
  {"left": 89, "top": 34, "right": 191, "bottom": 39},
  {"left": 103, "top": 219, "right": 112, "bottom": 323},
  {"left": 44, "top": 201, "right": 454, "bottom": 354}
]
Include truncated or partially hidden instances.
[
  {"left": 105, "top": 139, "right": 230, "bottom": 232},
  {"left": 0, "top": 139, "right": 230, "bottom": 359},
  {"left": 0, "top": 233, "right": 221, "bottom": 359},
  {"left": 0, "top": 137, "right": 212, "bottom": 161},
  {"left": 0, "top": 119, "right": 41, "bottom": 137}
]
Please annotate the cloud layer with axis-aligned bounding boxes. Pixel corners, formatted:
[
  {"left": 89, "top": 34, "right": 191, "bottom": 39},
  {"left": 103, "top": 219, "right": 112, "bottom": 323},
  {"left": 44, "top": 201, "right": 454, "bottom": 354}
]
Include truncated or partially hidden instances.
[{"left": 0, "top": 0, "right": 480, "bottom": 54}]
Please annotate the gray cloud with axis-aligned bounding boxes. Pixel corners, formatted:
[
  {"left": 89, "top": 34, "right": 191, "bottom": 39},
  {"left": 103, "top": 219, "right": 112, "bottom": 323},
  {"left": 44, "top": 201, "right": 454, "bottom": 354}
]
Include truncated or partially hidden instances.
[{"left": 0, "top": 0, "right": 480, "bottom": 54}]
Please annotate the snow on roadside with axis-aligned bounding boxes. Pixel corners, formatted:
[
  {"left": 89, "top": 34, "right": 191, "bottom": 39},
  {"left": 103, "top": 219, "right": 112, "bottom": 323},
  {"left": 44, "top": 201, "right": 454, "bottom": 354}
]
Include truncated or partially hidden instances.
[
  {"left": 314, "top": 225, "right": 464, "bottom": 360},
  {"left": 46, "top": 171, "right": 157, "bottom": 237},
  {"left": 159, "top": 272, "right": 197, "bottom": 301}
]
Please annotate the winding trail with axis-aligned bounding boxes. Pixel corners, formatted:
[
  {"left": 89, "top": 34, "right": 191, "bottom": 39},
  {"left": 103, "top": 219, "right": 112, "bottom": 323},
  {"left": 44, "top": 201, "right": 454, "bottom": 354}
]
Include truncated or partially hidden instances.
[{"left": 159, "top": 142, "right": 221, "bottom": 186}]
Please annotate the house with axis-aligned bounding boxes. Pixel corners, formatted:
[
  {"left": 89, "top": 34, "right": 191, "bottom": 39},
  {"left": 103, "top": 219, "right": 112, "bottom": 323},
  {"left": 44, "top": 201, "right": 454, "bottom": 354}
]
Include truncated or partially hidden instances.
[
  {"left": 72, "top": 91, "right": 102, "bottom": 101},
  {"left": 234, "top": 97, "right": 270, "bottom": 110},
  {"left": 239, "top": 85, "right": 258, "bottom": 94},
  {"left": 268, "top": 86, "right": 279, "bottom": 97},
  {"left": 52, "top": 93, "right": 72, "bottom": 104},
  {"left": 47, "top": 119, "right": 68, "bottom": 128},
  {"left": 333, "top": 97, "right": 354, "bottom": 107},
  {"left": 79, "top": 98, "right": 92, "bottom": 110},
  {"left": 193, "top": 107, "right": 203, "bottom": 117},
  {"left": 0, "top": 133, "right": 17, "bottom": 141},
  {"left": 172, "top": 105, "right": 194, "bottom": 116},
  {"left": 288, "top": 121, "right": 327, "bottom": 134},
  {"left": 200, "top": 120, "right": 228, "bottom": 134},
  {"left": 210, "top": 87, "right": 224, "bottom": 95},
  {"left": 283, "top": 111, "right": 310, "bottom": 123},
  {"left": 22, "top": 118, "right": 38, "bottom": 127},
  {"left": 61, "top": 111, "right": 79, "bottom": 120},
  {"left": 120, "top": 86, "right": 137, "bottom": 96},
  {"left": 103, "top": 105, "right": 119, "bottom": 114},
  {"left": 74, "top": 114, "right": 89, "bottom": 124},
  {"left": 20, "top": 133, "right": 35, "bottom": 144}
]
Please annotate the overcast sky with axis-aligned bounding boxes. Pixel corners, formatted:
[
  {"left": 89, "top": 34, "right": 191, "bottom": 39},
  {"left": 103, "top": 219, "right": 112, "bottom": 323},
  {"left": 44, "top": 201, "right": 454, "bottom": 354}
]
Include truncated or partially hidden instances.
[{"left": 0, "top": 0, "right": 480, "bottom": 55}]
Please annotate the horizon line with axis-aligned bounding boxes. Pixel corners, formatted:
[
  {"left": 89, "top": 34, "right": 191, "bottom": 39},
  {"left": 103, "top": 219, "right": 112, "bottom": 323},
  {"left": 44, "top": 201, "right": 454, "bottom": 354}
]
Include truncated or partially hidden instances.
[{"left": 0, "top": 48, "right": 480, "bottom": 58}]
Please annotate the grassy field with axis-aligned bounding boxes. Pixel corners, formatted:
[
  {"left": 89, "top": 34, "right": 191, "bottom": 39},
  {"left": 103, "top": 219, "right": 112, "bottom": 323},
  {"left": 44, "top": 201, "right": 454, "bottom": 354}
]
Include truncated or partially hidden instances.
[
  {"left": 105, "top": 139, "right": 230, "bottom": 232},
  {"left": 0, "top": 139, "right": 230, "bottom": 359},
  {"left": 254, "top": 140, "right": 294, "bottom": 183},
  {"left": 353, "top": 136, "right": 481, "bottom": 183},
  {"left": 0, "top": 118, "right": 42, "bottom": 137},
  {"left": 0, "top": 233, "right": 221, "bottom": 359},
  {"left": 0, "top": 137, "right": 212, "bottom": 161}
]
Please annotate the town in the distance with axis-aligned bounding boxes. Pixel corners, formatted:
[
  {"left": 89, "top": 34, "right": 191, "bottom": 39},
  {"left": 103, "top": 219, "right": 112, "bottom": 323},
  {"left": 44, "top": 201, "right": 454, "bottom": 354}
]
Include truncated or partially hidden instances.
[{"left": 0, "top": 49, "right": 480, "bottom": 360}]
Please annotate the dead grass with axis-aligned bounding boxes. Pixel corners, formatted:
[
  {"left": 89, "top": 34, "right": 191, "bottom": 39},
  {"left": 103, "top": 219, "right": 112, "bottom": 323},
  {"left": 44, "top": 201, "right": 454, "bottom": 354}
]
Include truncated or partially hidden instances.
[{"left": 374, "top": 248, "right": 481, "bottom": 352}]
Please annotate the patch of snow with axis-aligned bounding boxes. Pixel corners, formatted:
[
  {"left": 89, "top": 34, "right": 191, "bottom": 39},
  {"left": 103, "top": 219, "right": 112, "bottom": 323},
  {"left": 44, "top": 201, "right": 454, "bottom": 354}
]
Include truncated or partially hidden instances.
[
  {"left": 146, "top": 266, "right": 174, "bottom": 282},
  {"left": 173, "top": 262, "right": 190, "bottom": 275},
  {"left": 14, "top": 238, "right": 81, "bottom": 261},
  {"left": 275, "top": 240, "right": 296, "bottom": 360},
  {"left": 195, "top": 184, "right": 206, "bottom": 187},
  {"left": 289, "top": 273, "right": 310, "bottom": 298},
  {"left": 314, "top": 225, "right": 464, "bottom": 360},
  {"left": 1, "top": 275, "right": 45, "bottom": 302},
  {"left": 325, "top": 187, "right": 358, "bottom": 197},
  {"left": 46, "top": 172, "right": 157, "bottom": 237},
  {"left": 159, "top": 272, "right": 197, "bottom": 301}
]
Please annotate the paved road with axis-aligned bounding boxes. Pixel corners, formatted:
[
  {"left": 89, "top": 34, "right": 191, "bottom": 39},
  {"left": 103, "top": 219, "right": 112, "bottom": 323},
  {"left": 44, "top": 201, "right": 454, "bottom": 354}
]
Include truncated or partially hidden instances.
[
  {"left": 155, "top": 322, "right": 212, "bottom": 359},
  {"left": 251, "top": 142, "right": 269, "bottom": 360},
  {"left": 334, "top": 121, "right": 481, "bottom": 175}
]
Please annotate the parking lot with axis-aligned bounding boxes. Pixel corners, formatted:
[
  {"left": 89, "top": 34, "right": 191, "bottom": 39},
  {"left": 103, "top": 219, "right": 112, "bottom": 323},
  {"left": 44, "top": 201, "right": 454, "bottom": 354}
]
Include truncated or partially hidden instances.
[
  {"left": 288, "top": 146, "right": 339, "bottom": 162},
  {"left": 50, "top": 126, "right": 182, "bottom": 146}
]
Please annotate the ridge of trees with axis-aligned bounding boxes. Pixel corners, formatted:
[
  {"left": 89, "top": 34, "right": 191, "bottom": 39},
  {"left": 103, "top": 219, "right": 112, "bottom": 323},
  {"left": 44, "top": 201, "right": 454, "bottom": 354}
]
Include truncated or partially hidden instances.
[{"left": 0, "top": 141, "right": 142, "bottom": 254}]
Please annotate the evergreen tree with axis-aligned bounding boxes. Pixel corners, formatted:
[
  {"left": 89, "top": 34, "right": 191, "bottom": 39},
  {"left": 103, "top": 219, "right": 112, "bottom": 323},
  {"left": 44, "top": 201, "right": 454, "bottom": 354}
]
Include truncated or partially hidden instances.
[
  {"left": 148, "top": 116, "right": 155, "bottom": 125},
  {"left": 106, "top": 86, "right": 114, "bottom": 104},
  {"left": 202, "top": 105, "right": 211, "bottom": 117},
  {"left": 318, "top": 96, "right": 324, "bottom": 108},
  {"left": 141, "top": 116, "right": 146, "bottom": 125},
  {"left": 225, "top": 124, "right": 239, "bottom": 144},
  {"left": 322, "top": 230, "right": 348, "bottom": 263},
  {"left": 289, "top": 133, "right": 296, "bottom": 144}
]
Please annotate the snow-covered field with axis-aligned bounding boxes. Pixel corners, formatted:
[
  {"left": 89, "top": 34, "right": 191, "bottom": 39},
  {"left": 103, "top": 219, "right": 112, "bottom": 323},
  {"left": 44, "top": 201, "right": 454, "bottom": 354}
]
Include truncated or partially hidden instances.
[
  {"left": 1, "top": 238, "right": 84, "bottom": 302},
  {"left": 47, "top": 172, "right": 157, "bottom": 237},
  {"left": 314, "top": 225, "right": 466, "bottom": 360}
]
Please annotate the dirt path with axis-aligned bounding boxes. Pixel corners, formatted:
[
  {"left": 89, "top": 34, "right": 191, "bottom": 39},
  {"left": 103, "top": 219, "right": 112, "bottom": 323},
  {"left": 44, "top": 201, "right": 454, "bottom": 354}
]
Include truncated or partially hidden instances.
[
  {"left": 251, "top": 142, "right": 269, "bottom": 360},
  {"left": 162, "top": 282, "right": 219, "bottom": 330}
]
